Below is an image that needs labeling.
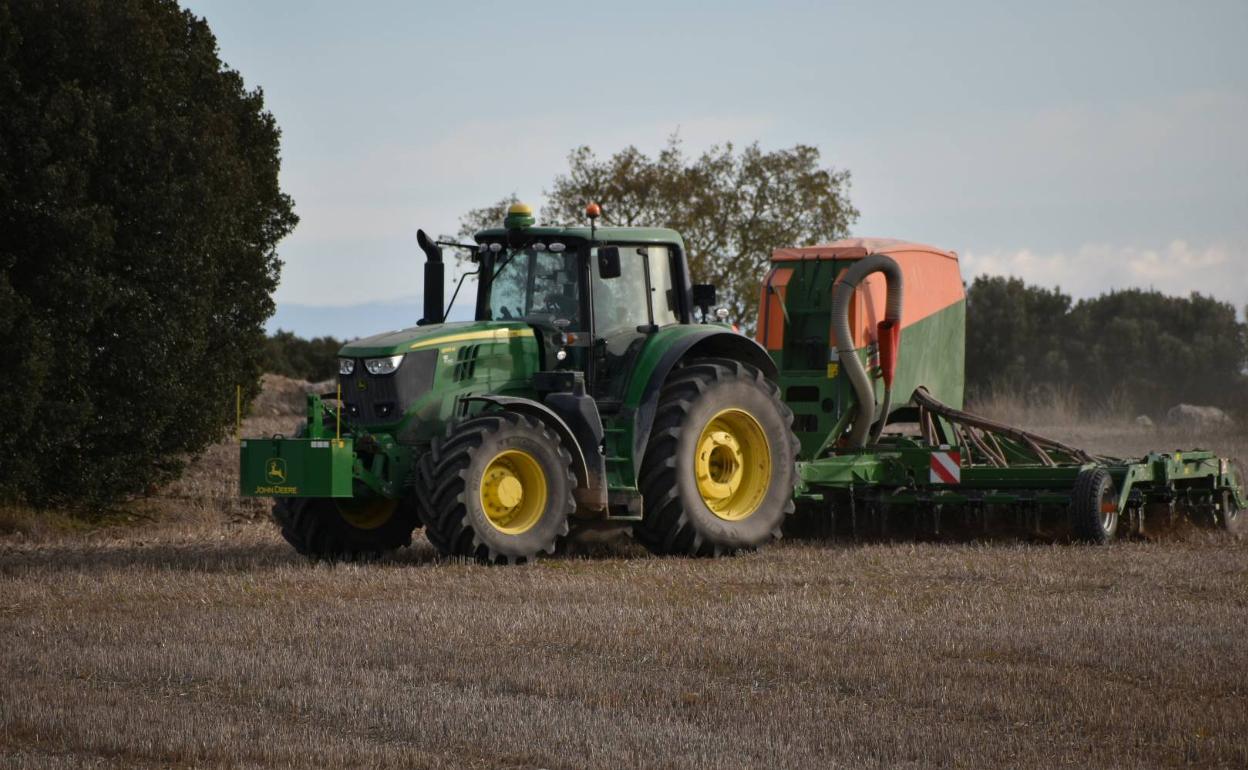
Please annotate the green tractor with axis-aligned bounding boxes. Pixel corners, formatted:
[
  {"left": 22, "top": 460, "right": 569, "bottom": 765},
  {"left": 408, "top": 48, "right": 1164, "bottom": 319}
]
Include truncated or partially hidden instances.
[{"left": 242, "top": 203, "right": 798, "bottom": 562}]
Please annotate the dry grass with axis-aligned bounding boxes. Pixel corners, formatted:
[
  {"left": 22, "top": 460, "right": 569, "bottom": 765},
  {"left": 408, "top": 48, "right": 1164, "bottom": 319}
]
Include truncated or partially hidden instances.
[
  {"left": 3, "top": 535, "right": 1246, "bottom": 768},
  {"left": 0, "top": 376, "right": 307, "bottom": 541},
  {"left": 970, "top": 391, "right": 1248, "bottom": 466},
  {"left": 2, "top": 386, "right": 1247, "bottom": 768}
]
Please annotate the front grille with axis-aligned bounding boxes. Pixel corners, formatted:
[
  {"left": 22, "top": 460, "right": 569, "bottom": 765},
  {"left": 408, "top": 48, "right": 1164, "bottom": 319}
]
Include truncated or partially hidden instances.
[{"left": 340, "top": 349, "right": 438, "bottom": 426}]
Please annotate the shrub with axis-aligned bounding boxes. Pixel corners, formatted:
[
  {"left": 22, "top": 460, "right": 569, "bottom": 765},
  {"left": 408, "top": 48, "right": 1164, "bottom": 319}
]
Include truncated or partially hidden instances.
[{"left": 0, "top": 0, "right": 297, "bottom": 507}]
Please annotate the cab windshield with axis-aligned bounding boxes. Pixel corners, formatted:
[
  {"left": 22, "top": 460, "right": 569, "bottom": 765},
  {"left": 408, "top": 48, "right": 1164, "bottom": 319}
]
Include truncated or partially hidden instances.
[{"left": 485, "top": 248, "right": 581, "bottom": 326}]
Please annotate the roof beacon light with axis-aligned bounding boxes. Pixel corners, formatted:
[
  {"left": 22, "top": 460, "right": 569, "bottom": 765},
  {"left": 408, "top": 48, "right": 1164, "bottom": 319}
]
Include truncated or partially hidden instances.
[
  {"left": 504, "top": 202, "right": 535, "bottom": 230},
  {"left": 586, "top": 201, "right": 601, "bottom": 240}
]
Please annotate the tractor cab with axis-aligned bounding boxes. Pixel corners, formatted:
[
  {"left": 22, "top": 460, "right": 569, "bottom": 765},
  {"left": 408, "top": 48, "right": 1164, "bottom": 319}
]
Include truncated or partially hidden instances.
[{"left": 464, "top": 203, "right": 703, "bottom": 404}]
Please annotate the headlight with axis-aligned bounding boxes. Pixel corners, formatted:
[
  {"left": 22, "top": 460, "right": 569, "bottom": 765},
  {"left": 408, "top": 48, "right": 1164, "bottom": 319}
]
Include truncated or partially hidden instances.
[
  {"left": 365, "top": 354, "right": 404, "bottom": 375},
  {"left": 338, "top": 358, "right": 355, "bottom": 375}
]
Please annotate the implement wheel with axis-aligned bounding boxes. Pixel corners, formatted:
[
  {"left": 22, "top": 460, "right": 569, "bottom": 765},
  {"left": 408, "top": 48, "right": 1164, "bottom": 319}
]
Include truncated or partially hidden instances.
[
  {"left": 1071, "top": 467, "right": 1119, "bottom": 544},
  {"left": 1219, "top": 490, "right": 1245, "bottom": 535},
  {"left": 273, "top": 496, "right": 418, "bottom": 561},
  {"left": 635, "top": 358, "right": 798, "bottom": 556},
  {"left": 415, "top": 412, "right": 574, "bottom": 564}
]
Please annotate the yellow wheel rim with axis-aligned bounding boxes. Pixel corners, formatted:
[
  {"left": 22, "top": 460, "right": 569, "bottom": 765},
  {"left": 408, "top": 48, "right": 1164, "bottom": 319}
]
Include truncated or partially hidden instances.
[
  {"left": 695, "top": 408, "right": 772, "bottom": 521},
  {"left": 479, "top": 449, "right": 548, "bottom": 535},
  {"left": 335, "top": 498, "right": 398, "bottom": 530}
]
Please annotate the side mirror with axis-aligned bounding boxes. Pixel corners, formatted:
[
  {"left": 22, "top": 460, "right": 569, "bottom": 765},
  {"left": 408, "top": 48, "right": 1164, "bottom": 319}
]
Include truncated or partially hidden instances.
[
  {"left": 597, "top": 246, "right": 622, "bottom": 279},
  {"left": 692, "top": 283, "right": 716, "bottom": 318}
]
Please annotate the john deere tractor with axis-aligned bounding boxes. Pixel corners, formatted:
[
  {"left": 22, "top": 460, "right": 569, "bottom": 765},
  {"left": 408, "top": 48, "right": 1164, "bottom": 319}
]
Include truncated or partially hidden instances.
[
  {"left": 242, "top": 203, "right": 798, "bottom": 562},
  {"left": 243, "top": 204, "right": 1246, "bottom": 561}
]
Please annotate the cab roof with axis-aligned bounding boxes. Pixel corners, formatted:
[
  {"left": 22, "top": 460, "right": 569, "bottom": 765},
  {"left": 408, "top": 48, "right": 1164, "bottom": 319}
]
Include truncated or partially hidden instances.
[{"left": 474, "top": 225, "right": 686, "bottom": 247}]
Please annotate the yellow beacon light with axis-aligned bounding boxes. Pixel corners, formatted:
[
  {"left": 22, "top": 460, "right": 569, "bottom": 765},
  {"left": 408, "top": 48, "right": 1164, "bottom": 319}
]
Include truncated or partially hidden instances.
[{"left": 504, "top": 202, "right": 535, "bottom": 229}]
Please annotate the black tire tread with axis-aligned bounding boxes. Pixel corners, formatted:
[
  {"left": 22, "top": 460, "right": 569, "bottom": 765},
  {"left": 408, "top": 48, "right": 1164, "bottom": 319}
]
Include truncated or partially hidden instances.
[
  {"left": 634, "top": 358, "right": 799, "bottom": 557},
  {"left": 272, "top": 495, "right": 416, "bottom": 561},
  {"left": 271, "top": 420, "right": 417, "bottom": 560},
  {"left": 414, "top": 412, "right": 575, "bottom": 564},
  {"left": 1219, "top": 489, "right": 1245, "bottom": 535},
  {"left": 1071, "top": 467, "right": 1116, "bottom": 544}
]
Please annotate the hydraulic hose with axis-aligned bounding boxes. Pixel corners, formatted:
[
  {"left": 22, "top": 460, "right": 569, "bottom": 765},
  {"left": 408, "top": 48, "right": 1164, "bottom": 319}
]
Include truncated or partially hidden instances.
[{"left": 830, "top": 254, "right": 904, "bottom": 447}]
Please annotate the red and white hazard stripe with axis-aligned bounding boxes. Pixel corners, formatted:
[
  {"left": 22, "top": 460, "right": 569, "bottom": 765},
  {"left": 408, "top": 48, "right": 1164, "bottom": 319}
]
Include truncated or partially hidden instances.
[{"left": 930, "top": 449, "right": 961, "bottom": 484}]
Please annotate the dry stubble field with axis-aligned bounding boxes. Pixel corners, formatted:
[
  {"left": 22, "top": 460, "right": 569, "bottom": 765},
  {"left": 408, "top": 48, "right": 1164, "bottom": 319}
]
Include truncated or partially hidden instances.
[{"left": 2, "top": 381, "right": 1246, "bottom": 768}]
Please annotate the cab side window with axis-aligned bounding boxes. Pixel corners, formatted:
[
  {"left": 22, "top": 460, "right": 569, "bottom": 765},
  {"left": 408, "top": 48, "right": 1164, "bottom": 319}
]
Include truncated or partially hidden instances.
[
  {"left": 646, "top": 246, "right": 680, "bottom": 327},
  {"left": 592, "top": 247, "right": 650, "bottom": 336}
]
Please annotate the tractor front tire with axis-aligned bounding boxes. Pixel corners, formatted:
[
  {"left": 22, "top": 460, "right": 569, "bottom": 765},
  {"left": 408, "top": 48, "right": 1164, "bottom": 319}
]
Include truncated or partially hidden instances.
[
  {"left": 1071, "top": 467, "right": 1119, "bottom": 544},
  {"left": 273, "top": 495, "right": 419, "bottom": 561},
  {"left": 636, "top": 358, "right": 798, "bottom": 556},
  {"left": 416, "top": 413, "right": 575, "bottom": 564}
]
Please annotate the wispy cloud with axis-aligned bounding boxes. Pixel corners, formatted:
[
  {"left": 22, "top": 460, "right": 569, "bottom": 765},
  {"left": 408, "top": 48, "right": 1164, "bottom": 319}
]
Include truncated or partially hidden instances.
[{"left": 961, "top": 240, "right": 1246, "bottom": 313}]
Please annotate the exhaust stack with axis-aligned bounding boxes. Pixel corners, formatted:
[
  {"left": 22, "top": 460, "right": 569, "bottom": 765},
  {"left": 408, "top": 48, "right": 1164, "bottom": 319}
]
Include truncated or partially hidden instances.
[{"left": 416, "top": 229, "right": 444, "bottom": 325}]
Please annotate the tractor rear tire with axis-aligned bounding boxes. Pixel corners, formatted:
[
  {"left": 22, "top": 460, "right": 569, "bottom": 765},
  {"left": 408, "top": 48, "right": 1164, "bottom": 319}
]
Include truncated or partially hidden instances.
[
  {"left": 1071, "top": 467, "right": 1119, "bottom": 544},
  {"left": 415, "top": 412, "right": 574, "bottom": 564},
  {"left": 635, "top": 358, "right": 798, "bottom": 556},
  {"left": 272, "top": 495, "right": 419, "bottom": 561}
]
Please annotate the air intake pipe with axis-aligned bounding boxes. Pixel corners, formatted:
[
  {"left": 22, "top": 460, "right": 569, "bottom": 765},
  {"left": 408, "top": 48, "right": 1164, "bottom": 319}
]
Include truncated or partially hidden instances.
[
  {"left": 830, "top": 254, "right": 904, "bottom": 447},
  {"left": 416, "top": 229, "right": 444, "bottom": 325}
]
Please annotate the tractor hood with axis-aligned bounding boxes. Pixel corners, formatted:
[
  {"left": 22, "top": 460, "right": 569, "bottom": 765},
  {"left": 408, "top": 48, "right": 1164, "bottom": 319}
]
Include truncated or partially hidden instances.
[{"left": 338, "top": 320, "right": 536, "bottom": 358}]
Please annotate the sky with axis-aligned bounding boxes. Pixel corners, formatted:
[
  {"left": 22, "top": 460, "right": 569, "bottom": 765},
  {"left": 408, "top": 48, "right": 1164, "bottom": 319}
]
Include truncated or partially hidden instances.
[{"left": 184, "top": 0, "right": 1248, "bottom": 339}]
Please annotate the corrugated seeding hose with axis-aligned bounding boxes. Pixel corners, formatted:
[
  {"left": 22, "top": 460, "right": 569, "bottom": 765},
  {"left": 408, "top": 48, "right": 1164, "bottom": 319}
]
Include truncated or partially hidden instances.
[{"left": 830, "top": 254, "right": 904, "bottom": 448}]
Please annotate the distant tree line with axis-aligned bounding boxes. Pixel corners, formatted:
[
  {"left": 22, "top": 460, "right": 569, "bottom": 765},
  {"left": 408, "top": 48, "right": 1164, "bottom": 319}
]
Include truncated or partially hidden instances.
[
  {"left": 263, "top": 331, "right": 342, "bottom": 382},
  {"left": 966, "top": 276, "right": 1248, "bottom": 417}
]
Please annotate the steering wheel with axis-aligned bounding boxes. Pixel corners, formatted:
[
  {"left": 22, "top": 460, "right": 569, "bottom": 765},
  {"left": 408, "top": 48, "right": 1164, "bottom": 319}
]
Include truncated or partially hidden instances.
[{"left": 542, "top": 292, "right": 577, "bottom": 317}]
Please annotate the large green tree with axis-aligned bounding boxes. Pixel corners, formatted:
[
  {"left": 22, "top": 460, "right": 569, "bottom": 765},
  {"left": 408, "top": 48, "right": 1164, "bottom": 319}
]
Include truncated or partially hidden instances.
[
  {"left": 458, "top": 137, "right": 857, "bottom": 326},
  {"left": 965, "top": 277, "right": 1248, "bottom": 416},
  {"left": 1065, "top": 290, "right": 1247, "bottom": 415},
  {"left": 964, "top": 276, "right": 1073, "bottom": 394},
  {"left": 0, "top": 0, "right": 297, "bottom": 507}
]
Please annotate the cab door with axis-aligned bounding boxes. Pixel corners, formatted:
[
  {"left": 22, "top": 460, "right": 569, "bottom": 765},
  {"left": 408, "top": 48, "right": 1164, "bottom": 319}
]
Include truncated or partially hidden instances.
[{"left": 590, "top": 244, "right": 682, "bottom": 402}]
